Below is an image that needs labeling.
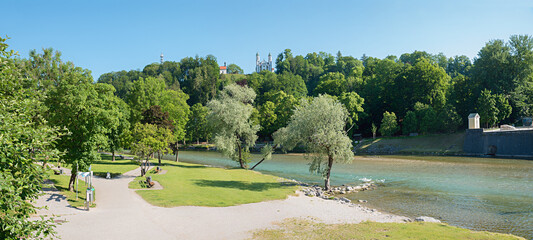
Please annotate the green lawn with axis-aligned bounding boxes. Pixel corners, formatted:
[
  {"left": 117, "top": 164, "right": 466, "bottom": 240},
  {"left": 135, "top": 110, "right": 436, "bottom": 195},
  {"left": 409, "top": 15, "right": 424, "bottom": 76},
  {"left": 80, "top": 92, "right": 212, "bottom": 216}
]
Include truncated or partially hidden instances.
[
  {"left": 251, "top": 219, "right": 525, "bottom": 240},
  {"left": 48, "top": 171, "right": 94, "bottom": 209},
  {"left": 129, "top": 160, "right": 299, "bottom": 207},
  {"left": 90, "top": 153, "right": 140, "bottom": 178}
]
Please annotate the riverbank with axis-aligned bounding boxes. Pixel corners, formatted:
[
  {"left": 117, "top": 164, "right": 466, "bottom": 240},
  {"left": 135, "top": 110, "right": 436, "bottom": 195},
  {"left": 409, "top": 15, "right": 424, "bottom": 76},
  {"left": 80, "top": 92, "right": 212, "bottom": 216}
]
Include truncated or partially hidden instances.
[
  {"left": 35, "top": 165, "right": 413, "bottom": 239},
  {"left": 169, "top": 151, "right": 533, "bottom": 239}
]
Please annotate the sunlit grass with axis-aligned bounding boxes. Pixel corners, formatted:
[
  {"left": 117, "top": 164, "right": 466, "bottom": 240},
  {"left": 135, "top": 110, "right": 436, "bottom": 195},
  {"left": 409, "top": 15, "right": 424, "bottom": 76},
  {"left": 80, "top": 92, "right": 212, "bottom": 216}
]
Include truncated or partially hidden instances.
[
  {"left": 250, "top": 219, "right": 526, "bottom": 240},
  {"left": 130, "top": 160, "right": 299, "bottom": 207}
]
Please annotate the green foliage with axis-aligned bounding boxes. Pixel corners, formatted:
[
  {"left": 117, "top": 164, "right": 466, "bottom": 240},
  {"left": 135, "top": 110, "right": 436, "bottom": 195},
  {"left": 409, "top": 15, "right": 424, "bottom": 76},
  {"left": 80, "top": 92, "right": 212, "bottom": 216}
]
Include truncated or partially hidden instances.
[
  {"left": 207, "top": 84, "right": 259, "bottom": 168},
  {"left": 273, "top": 95, "right": 353, "bottom": 190},
  {"left": 379, "top": 111, "right": 398, "bottom": 136},
  {"left": 257, "top": 91, "right": 299, "bottom": 139},
  {"left": 141, "top": 105, "right": 174, "bottom": 131},
  {"left": 477, "top": 89, "right": 511, "bottom": 127},
  {"left": 126, "top": 76, "right": 166, "bottom": 124},
  {"left": 227, "top": 63, "right": 243, "bottom": 74},
  {"left": 23, "top": 48, "right": 121, "bottom": 190},
  {"left": 186, "top": 103, "right": 210, "bottom": 143},
  {"left": 131, "top": 123, "right": 173, "bottom": 160},
  {"left": 0, "top": 37, "right": 60, "bottom": 239},
  {"left": 392, "top": 57, "right": 449, "bottom": 117},
  {"left": 179, "top": 55, "right": 221, "bottom": 105},
  {"left": 249, "top": 71, "right": 307, "bottom": 104},
  {"left": 97, "top": 70, "right": 141, "bottom": 99},
  {"left": 402, "top": 111, "right": 418, "bottom": 135}
]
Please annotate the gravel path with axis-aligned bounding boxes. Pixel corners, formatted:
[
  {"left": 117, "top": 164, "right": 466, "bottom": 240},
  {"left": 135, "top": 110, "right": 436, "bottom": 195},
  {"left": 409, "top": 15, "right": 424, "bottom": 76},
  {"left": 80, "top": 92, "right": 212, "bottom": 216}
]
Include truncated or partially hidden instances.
[{"left": 35, "top": 166, "right": 408, "bottom": 240}]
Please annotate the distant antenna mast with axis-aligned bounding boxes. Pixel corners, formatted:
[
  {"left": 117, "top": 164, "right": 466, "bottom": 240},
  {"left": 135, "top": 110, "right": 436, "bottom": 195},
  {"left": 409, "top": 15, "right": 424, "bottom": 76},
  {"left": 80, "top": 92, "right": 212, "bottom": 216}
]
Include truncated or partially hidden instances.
[{"left": 160, "top": 52, "right": 164, "bottom": 64}]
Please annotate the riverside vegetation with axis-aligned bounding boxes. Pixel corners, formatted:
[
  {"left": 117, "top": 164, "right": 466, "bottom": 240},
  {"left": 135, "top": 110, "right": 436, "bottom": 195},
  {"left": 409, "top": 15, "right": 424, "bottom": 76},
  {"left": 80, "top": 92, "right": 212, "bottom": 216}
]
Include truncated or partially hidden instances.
[{"left": 2, "top": 33, "right": 533, "bottom": 239}]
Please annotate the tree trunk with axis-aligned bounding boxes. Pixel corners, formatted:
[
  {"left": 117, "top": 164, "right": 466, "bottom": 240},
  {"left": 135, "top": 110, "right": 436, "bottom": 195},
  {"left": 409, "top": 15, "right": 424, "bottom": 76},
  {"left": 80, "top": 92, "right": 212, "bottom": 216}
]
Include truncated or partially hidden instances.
[
  {"left": 237, "top": 143, "right": 246, "bottom": 169},
  {"left": 68, "top": 172, "right": 77, "bottom": 191},
  {"left": 324, "top": 154, "right": 334, "bottom": 191},
  {"left": 175, "top": 142, "right": 179, "bottom": 162},
  {"left": 112, "top": 150, "right": 115, "bottom": 162},
  {"left": 250, "top": 144, "right": 278, "bottom": 170},
  {"left": 197, "top": 138, "right": 199, "bottom": 145},
  {"left": 158, "top": 151, "right": 161, "bottom": 166}
]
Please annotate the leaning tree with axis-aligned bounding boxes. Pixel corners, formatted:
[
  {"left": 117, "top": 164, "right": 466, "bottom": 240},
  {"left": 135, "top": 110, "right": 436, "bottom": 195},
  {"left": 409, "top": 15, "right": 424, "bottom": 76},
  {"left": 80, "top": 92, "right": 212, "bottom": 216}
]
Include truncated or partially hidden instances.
[{"left": 273, "top": 95, "right": 354, "bottom": 190}]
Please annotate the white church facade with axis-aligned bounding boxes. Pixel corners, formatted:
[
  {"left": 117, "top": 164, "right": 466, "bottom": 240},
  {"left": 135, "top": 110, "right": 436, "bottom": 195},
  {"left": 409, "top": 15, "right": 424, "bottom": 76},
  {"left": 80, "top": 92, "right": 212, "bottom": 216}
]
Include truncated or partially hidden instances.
[{"left": 256, "top": 53, "right": 274, "bottom": 73}]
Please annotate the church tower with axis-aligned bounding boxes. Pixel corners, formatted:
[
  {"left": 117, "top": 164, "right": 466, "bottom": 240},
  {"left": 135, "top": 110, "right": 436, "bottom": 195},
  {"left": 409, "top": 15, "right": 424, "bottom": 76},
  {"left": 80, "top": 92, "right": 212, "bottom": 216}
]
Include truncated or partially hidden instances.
[
  {"left": 256, "top": 53, "right": 260, "bottom": 72},
  {"left": 268, "top": 53, "right": 272, "bottom": 71},
  {"left": 256, "top": 52, "right": 274, "bottom": 73}
]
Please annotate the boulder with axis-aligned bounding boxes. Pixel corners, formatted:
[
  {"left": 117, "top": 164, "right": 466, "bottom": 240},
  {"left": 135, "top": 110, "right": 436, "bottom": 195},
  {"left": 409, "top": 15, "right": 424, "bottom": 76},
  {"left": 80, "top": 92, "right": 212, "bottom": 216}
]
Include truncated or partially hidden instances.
[
  {"left": 415, "top": 216, "right": 441, "bottom": 223},
  {"left": 339, "top": 197, "right": 351, "bottom": 203}
]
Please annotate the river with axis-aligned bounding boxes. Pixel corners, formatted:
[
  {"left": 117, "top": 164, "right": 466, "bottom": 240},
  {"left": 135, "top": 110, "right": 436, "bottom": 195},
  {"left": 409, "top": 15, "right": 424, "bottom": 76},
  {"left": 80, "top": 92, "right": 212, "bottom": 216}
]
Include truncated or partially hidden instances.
[{"left": 163, "top": 151, "right": 533, "bottom": 239}]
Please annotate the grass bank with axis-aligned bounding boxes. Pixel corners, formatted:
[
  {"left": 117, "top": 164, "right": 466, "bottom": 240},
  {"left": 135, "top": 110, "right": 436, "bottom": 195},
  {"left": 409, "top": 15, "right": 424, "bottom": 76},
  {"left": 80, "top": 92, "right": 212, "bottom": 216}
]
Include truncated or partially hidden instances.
[
  {"left": 356, "top": 133, "right": 465, "bottom": 155},
  {"left": 47, "top": 171, "right": 94, "bottom": 208},
  {"left": 129, "top": 160, "right": 299, "bottom": 207},
  {"left": 45, "top": 153, "right": 139, "bottom": 208},
  {"left": 251, "top": 219, "right": 525, "bottom": 240}
]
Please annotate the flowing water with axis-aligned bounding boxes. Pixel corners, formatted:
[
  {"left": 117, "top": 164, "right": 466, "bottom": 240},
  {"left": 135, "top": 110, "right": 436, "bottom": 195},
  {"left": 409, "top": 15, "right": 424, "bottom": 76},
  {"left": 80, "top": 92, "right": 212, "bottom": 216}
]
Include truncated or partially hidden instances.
[{"left": 164, "top": 151, "right": 533, "bottom": 239}]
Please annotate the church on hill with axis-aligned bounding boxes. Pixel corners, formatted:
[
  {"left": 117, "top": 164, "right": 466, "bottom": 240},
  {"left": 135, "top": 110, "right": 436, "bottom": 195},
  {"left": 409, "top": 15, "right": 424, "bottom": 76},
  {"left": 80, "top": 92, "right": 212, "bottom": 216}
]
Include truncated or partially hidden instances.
[{"left": 256, "top": 53, "right": 274, "bottom": 73}]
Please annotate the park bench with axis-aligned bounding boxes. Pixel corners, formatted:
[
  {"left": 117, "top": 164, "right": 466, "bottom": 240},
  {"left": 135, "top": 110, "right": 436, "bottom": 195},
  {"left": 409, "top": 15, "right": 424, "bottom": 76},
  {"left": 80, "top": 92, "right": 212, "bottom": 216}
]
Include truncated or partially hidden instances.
[
  {"left": 145, "top": 176, "right": 155, "bottom": 188},
  {"left": 53, "top": 167, "right": 63, "bottom": 175}
]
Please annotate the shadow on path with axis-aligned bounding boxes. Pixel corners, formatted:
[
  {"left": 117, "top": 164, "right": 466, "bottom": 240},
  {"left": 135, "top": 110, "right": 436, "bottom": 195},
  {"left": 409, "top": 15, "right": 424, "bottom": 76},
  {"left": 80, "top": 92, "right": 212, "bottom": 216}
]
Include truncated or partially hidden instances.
[{"left": 46, "top": 193, "right": 67, "bottom": 202}]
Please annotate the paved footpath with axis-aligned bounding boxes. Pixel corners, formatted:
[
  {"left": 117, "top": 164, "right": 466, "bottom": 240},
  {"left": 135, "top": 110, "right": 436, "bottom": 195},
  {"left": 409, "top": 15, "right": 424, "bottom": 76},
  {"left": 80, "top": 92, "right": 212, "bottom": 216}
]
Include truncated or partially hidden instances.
[{"left": 35, "top": 166, "right": 407, "bottom": 240}]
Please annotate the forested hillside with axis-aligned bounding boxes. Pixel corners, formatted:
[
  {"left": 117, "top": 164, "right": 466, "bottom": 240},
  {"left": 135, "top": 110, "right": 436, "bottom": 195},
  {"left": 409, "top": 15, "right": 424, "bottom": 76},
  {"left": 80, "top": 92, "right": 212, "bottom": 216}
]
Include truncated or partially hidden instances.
[{"left": 93, "top": 35, "right": 533, "bottom": 142}]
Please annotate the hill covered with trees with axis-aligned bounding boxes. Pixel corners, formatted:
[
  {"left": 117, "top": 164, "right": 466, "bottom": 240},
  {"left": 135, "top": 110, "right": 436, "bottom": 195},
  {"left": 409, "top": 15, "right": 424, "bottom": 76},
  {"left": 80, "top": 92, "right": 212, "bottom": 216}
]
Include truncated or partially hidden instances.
[{"left": 97, "top": 34, "right": 533, "bottom": 140}]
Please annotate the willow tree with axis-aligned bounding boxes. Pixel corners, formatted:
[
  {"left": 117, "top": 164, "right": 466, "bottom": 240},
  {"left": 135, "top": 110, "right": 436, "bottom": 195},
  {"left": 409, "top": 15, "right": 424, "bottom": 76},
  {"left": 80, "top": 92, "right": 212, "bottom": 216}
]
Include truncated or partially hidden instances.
[
  {"left": 273, "top": 95, "right": 353, "bottom": 190},
  {"left": 207, "top": 84, "right": 259, "bottom": 169}
]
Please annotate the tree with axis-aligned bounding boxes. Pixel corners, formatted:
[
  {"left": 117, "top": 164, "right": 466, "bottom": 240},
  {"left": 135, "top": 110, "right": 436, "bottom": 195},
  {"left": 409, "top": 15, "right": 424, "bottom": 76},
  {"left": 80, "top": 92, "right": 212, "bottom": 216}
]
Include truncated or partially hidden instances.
[
  {"left": 126, "top": 76, "right": 166, "bottom": 124},
  {"left": 0, "top": 37, "right": 61, "bottom": 239},
  {"left": 273, "top": 95, "right": 353, "bottom": 190},
  {"left": 392, "top": 58, "right": 449, "bottom": 117},
  {"left": 25, "top": 48, "right": 120, "bottom": 191},
  {"left": 313, "top": 72, "right": 347, "bottom": 96},
  {"left": 207, "top": 84, "right": 259, "bottom": 169},
  {"left": 141, "top": 105, "right": 175, "bottom": 165},
  {"left": 338, "top": 92, "right": 365, "bottom": 138},
  {"left": 186, "top": 103, "right": 210, "bottom": 144},
  {"left": 257, "top": 91, "right": 299, "bottom": 139},
  {"left": 477, "top": 89, "right": 499, "bottom": 128},
  {"left": 159, "top": 89, "right": 190, "bottom": 161},
  {"left": 402, "top": 111, "right": 418, "bottom": 135},
  {"left": 131, "top": 123, "right": 173, "bottom": 175},
  {"left": 227, "top": 63, "right": 244, "bottom": 74},
  {"left": 379, "top": 111, "right": 398, "bottom": 136},
  {"left": 258, "top": 101, "right": 278, "bottom": 139},
  {"left": 96, "top": 70, "right": 141, "bottom": 99},
  {"left": 106, "top": 94, "right": 130, "bottom": 161}
]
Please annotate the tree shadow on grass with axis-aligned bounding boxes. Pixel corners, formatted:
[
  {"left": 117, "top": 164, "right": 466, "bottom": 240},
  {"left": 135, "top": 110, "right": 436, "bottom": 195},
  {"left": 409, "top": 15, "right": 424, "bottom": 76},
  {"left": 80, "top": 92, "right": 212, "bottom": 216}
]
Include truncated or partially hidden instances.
[
  {"left": 172, "top": 164, "right": 207, "bottom": 169},
  {"left": 92, "top": 160, "right": 138, "bottom": 166},
  {"left": 193, "top": 180, "right": 298, "bottom": 191}
]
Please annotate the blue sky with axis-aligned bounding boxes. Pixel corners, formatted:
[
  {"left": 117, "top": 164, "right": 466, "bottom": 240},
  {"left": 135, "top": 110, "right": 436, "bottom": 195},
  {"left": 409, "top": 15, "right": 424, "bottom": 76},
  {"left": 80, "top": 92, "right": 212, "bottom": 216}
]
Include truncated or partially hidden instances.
[{"left": 2, "top": 0, "right": 533, "bottom": 80}]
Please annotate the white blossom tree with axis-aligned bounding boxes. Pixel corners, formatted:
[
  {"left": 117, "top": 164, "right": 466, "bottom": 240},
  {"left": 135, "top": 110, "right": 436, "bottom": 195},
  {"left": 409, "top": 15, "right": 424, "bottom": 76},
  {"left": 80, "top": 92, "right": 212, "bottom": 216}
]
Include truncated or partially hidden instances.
[{"left": 273, "top": 95, "right": 353, "bottom": 190}]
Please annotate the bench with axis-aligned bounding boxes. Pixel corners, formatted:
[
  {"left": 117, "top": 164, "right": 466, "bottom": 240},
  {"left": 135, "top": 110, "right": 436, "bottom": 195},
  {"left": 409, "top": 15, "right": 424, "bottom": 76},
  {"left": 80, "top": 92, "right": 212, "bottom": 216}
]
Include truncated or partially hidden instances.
[{"left": 145, "top": 176, "right": 155, "bottom": 188}]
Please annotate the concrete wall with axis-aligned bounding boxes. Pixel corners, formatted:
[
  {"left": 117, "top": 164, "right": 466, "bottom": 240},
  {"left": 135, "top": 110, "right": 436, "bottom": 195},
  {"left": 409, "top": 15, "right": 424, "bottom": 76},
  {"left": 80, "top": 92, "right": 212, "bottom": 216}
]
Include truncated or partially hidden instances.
[{"left": 463, "top": 129, "right": 533, "bottom": 157}]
